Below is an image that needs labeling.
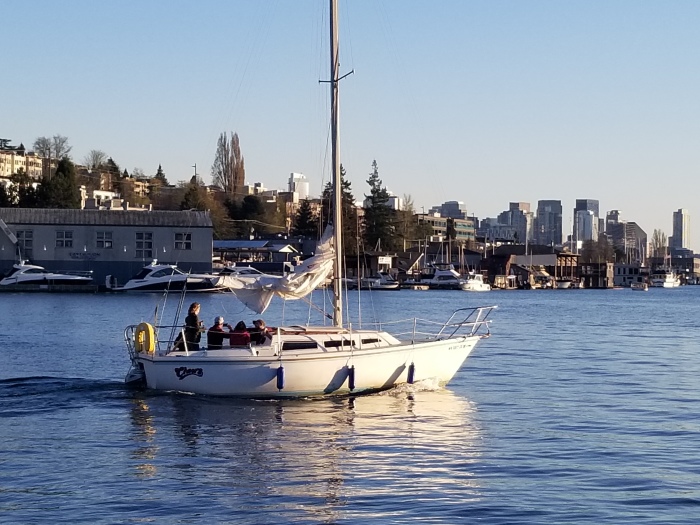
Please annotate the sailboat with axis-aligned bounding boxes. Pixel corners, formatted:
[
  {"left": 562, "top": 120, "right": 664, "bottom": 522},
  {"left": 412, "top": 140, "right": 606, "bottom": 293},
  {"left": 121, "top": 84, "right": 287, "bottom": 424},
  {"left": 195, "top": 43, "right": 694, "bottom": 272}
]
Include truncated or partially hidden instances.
[{"left": 122, "top": 0, "right": 496, "bottom": 397}]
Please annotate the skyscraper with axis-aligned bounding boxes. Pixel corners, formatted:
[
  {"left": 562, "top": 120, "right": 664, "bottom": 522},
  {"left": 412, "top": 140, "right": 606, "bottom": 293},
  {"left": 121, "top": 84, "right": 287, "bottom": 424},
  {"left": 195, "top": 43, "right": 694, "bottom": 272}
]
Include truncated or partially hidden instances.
[
  {"left": 535, "top": 200, "right": 562, "bottom": 246},
  {"left": 671, "top": 208, "right": 689, "bottom": 249},
  {"left": 573, "top": 199, "right": 600, "bottom": 242}
]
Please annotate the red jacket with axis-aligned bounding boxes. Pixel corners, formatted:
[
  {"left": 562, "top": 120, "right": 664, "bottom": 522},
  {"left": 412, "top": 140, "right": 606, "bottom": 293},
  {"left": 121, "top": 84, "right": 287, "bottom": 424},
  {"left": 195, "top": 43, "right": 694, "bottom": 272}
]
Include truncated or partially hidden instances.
[{"left": 230, "top": 330, "right": 251, "bottom": 346}]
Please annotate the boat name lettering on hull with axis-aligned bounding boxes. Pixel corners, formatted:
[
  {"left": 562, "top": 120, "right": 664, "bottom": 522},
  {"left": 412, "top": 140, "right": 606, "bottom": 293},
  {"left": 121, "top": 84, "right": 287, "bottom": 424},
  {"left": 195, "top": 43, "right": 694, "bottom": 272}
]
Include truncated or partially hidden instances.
[{"left": 175, "top": 367, "right": 203, "bottom": 380}]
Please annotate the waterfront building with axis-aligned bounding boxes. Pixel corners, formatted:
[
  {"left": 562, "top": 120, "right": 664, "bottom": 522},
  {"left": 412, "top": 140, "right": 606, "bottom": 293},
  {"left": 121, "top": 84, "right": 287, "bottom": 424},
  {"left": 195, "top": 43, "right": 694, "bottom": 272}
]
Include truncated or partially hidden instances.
[
  {"left": 0, "top": 208, "right": 213, "bottom": 286},
  {"left": 535, "top": 200, "right": 562, "bottom": 246}
]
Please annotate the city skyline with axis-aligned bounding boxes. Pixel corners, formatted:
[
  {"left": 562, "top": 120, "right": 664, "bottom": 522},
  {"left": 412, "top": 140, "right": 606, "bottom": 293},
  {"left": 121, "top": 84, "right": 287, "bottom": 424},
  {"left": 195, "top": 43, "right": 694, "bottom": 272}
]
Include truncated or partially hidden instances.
[
  {"left": 4, "top": 1, "right": 699, "bottom": 249},
  {"left": 0, "top": 136, "right": 686, "bottom": 252}
]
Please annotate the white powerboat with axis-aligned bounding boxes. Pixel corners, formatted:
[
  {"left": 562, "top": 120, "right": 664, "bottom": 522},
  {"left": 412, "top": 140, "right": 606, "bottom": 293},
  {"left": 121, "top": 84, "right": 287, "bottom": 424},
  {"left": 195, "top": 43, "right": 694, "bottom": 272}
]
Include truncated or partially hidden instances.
[
  {"left": 554, "top": 279, "right": 573, "bottom": 289},
  {"left": 631, "top": 282, "right": 649, "bottom": 291},
  {"left": 424, "top": 265, "right": 464, "bottom": 290},
  {"left": 122, "top": 0, "right": 496, "bottom": 398},
  {"left": 1, "top": 261, "right": 93, "bottom": 286},
  {"left": 360, "top": 272, "right": 400, "bottom": 290},
  {"left": 460, "top": 273, "right": 491, "bottom": 292},
  {"left": 649, "top": 269, "right": 680, "bottom": 288},
  {"left": 107, "top": 260, "right": 223, "bottom": 292}
]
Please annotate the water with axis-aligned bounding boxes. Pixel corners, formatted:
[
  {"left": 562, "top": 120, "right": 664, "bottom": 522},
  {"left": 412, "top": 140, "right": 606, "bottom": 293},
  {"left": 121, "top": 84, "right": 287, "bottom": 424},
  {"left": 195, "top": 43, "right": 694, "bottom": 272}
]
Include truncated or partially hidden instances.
[{"left": 2, "top": 288, "right": 700, "bottom": 524}]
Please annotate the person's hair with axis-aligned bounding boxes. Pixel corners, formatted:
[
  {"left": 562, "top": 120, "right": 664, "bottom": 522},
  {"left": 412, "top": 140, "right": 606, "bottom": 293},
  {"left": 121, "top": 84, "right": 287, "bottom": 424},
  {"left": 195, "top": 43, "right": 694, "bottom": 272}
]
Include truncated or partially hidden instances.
[
  {"left": 234, "top": 321, "right": 247, "bottom": 331},
  {"left": 188, "top": 302, "right": 200, "bottom": 314},
  {"left": 255, "top": 319, "right": 266, "bottom": 328}
]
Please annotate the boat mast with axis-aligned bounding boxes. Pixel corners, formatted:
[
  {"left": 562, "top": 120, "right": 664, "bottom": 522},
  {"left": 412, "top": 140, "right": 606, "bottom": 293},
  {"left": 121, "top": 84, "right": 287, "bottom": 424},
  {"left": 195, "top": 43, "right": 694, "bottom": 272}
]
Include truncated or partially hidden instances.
[{"left": 330, "top": 0, "right": 343, "bottom": 327}]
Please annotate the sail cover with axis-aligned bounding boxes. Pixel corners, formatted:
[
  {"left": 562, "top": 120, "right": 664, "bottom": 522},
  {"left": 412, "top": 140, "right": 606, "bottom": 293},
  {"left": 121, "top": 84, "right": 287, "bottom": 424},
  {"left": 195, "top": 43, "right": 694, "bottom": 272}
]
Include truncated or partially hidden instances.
[{"left": 213, "top": 228, "right": 335, "bottom": 313}]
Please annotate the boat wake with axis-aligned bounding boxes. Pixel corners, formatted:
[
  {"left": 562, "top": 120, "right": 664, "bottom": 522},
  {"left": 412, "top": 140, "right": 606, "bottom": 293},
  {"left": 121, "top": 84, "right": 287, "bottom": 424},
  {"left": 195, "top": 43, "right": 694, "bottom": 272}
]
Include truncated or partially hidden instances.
[{"left": 0, "top": 376, "right": 135, "bottom": 416}]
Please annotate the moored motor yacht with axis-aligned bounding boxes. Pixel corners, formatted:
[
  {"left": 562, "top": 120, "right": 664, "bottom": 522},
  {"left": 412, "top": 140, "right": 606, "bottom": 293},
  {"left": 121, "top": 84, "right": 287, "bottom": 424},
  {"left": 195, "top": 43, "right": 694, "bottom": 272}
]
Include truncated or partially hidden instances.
[
  {"left": 1, "top": 261, "right": 93, "bottom": 286},
  {"left": 649, "top": 269, "right": 680, "bottom": 288},
  {"left": 424, "top": 264, "right": 464, "bottom": 290},
  {"left": 360, "top": 271, "right": 400, "bottom": 290},
  {"left": 460, "top": 273, "right": 491, "bottom": 292},
  {"left": 106, "top": 260, "right": 223, "bottom": 292}
]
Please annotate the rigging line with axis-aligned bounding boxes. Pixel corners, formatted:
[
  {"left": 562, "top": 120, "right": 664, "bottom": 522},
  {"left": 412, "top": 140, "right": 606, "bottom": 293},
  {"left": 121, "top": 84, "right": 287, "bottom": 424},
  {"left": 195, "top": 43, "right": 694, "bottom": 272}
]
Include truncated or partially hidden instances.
[
  {"left": 217, "top": 0, "right": 281, "bottom": 132},
  {"left": 224, "top": 218, "right": 287, "bottom": 230}
]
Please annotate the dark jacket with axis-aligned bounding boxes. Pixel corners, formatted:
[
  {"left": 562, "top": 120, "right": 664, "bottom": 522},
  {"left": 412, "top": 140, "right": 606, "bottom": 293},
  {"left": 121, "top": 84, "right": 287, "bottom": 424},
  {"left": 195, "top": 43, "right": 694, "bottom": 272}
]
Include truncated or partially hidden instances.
[
  {"left": 184, "top": 313, "right": 202, "bottom": 347},
  {"left": 207, "top": 325, "right": 230, "bottom": 349}
]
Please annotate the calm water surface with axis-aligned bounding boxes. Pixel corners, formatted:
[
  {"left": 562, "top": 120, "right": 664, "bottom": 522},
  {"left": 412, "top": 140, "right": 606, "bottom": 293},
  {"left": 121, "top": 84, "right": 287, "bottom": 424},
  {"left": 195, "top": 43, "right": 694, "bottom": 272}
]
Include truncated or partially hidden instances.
[{"left": 1, "top": 287, "right": 699, "bottom": 524}]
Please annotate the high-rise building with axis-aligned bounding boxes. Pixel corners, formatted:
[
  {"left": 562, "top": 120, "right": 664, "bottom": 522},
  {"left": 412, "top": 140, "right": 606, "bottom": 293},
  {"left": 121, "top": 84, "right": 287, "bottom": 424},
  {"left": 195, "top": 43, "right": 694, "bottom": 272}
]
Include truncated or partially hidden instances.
[
  {"left": 535, "top": 200, "right": 562, "bottom": 246},
  {"left": 671, "top": 208, "right": 689, "bottom": 249},
  {"left": 606, "top": 211, "right": 647, "bottom": 263},
  {"left": 573, "top": 199, "right": 600, "bottom": 243},
  {"left": 575, "top": 210, "right": 598, "bottom": 242},
  {"left": 496, "top": 202, "right": 533, "bottom": 243},
  {"left": 288, "top": 173, "right": 310, "bottom": 200}
]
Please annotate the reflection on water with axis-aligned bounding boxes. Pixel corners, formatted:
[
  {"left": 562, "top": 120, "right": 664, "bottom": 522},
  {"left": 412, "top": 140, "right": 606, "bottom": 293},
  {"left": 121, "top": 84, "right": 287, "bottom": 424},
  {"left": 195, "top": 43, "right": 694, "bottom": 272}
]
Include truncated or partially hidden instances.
[
  {"left": 128, "top": 398, "right": 159, "bottom": 479},
  {"left": 127, "top": 383, "right": 482, "bottom": 523}
]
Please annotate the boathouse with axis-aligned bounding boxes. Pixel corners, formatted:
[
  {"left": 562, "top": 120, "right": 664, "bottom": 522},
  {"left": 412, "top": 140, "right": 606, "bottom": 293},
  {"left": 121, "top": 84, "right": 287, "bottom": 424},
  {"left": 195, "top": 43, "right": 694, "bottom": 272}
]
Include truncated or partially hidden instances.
[{"left": 0, "top": 208, "right": 213, "bottom": 285}]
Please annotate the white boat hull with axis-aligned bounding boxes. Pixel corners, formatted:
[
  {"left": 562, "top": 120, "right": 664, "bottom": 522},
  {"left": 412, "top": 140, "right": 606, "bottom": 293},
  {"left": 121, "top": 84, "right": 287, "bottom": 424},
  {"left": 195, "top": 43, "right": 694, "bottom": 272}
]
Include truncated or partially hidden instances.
[
  {"left": 133, "top": 336, "right": 482, "bottom": 397},
  {"left": 460, "top": 282, "right": 491, "bottom": 292}
]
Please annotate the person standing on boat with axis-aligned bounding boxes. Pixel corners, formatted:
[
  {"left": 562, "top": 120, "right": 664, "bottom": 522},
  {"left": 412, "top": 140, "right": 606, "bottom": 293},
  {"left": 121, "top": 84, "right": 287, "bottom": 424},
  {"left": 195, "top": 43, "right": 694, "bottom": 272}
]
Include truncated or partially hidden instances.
[
  {"left": 207, "top": 316, "right": 233, "bottom": 349},
  {"left": 229, "top": 320, "right": 251, "bottom": 346},
  {"left": 183, "top": 302, "right": 204, "bottom": 351}
]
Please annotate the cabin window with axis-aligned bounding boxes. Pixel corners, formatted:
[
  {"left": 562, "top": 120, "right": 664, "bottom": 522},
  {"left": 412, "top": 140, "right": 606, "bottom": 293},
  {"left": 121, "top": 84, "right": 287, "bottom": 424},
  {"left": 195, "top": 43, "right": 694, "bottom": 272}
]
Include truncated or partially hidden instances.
[
  {"left": 174, "top": 232, "right": 192, "bottom": 250},
  {"left": 324, "top": 340, "right": 355, "bottom": 348},
  {"left": 136, "top": 232, "right": 153, "bottom": 259},
  {"left": 361, "top": 338, "right": 380, "bottom": 344},
  {"left": 16, "top": 230, "right": 33, "bottom": 259},
  {"left": 96, "top": 231, "right": 113, "bottom": 249},
  {"left": 55, "top": 230, "right": 73, "bottom": 248},
  {"left": 282, "top": 341, "right": 319, "bottom": 350}
]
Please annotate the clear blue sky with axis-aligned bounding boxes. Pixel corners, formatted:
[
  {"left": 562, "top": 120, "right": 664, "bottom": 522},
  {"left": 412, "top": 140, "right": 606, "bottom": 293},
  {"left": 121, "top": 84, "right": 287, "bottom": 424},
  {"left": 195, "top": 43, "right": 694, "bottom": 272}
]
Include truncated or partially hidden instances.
[{"left": 4, "top": 1, "right": 700, "bottom": 249}]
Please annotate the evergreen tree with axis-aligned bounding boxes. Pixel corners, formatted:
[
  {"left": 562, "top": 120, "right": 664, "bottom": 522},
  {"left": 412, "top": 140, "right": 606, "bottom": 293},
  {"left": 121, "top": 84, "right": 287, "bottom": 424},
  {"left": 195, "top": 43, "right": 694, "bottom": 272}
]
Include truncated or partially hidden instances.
[
  {"left": 321, "top": 165, "right": 358, "bottom": 255},
  {"left": 180, "top": 177, "right": 207, "bottom": 211},
  {"left": 36, "top": 158, "right": 81, "bottom": 208},
  {"left": 0, "top": 184, "right": 11, "bottom": 207},
  {"left": 7, "top": 169, "right": 38, "bottom": 207},
  {"left": 153, "top": 164, "right": 169, "bottom": 185},
  {"left": 363, "top": 160, "right": 396, "bottom": 251},
  {"left": 292, "top": 199, "right": 318, "bottom": 239}
]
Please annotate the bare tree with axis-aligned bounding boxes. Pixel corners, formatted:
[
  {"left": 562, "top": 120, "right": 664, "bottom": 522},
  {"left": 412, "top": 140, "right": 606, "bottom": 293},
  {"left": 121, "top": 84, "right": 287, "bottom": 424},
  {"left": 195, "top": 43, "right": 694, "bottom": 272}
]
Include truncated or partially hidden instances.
[
  {"left": 650, "top": 229, "right": 668, "bottom": 258},
  {"left": 33, "top": 134, "right": 72, "bottom": 159},
  {"left": 211, "top": 132, "right": 245, "bottom": 196},
  {"left": 83, "top": 149, "right": 107, "bottom": 170},
  {"left": 33, "top": 136, "right": 52, "bottom": 157}
]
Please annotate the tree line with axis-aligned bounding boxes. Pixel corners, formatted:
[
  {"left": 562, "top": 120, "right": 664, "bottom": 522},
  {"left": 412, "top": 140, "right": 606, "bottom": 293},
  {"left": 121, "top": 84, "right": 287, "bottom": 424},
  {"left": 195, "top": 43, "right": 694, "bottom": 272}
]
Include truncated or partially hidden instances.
[{"left": 1, "top": 133, "right": 445, "bottom": 253}]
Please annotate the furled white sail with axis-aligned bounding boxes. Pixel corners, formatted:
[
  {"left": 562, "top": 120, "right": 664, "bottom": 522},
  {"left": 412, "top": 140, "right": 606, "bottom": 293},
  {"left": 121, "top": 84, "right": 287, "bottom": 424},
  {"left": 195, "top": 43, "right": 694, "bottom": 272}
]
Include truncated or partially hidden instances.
[{"left": 213, "top": 229, "right": 335, "bottom": 313}]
